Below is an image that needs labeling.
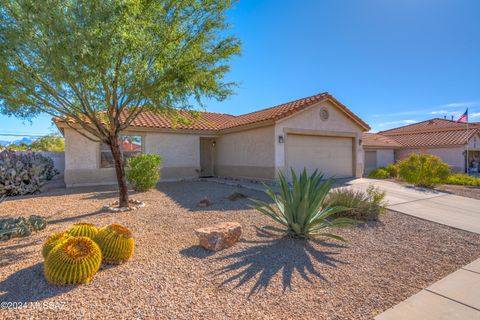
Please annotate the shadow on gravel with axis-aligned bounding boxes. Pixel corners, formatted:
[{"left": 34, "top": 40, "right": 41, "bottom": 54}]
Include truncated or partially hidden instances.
[
  {"left": 180, "top": 246, "right": 216, "bottom": 259},
  {"left": 214, "top": 229, "right": 346, "bottom": 296},
  {"left": 48, "top": 210, "right": 108, "bottom": 225},
  {"left": 0, "top": 263, "right": 73, "bottom": 302}
]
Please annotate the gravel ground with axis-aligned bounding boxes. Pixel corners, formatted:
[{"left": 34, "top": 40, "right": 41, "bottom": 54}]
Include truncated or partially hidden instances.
[
  {"left": 439, "top": 184, "right": 480, "bottom": 200},
  {"left": 1, "top": 181, "right": 480, "bottom": 320}
]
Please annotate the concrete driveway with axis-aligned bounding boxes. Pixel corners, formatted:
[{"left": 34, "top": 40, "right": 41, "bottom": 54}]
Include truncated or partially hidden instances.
[{"left": 344, "top": 178, "right": 480, "bottom": 234}]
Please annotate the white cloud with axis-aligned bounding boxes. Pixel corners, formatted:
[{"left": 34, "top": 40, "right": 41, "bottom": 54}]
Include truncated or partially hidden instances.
[
  {"left": 471, "top": 112, "right": 480, "bottom": 119},
  {"left": 377, "top": 120, "right": 418, "bottom": 127},
  {"left": 441, "top": 101, "right": 480, "bottom": 108}
]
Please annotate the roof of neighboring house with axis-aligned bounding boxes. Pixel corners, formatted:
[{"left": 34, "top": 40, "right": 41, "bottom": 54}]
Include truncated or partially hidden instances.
[
  {"left": 362, "top": 133, "right": 402, "bottom": 149},
  {"left": 378, "top": 118, "right": 480, "bottom": 148},
  {"left": 54, "top": 92, "right": 370, "bottom": 132}
]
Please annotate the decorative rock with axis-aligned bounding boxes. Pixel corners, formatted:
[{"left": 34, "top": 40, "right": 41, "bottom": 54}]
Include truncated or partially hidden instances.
[
  {"left": 102, "top": 199, "right": 145, "bottom": 213},
  {"left": 227, "top": 192, "right": 248, "bottom": 201},
  {"left": 195, "top": 222, "right": 242, "bottom": 251},
  {"left": 197, "top": 196, "right": 211, "bottom": 208}
]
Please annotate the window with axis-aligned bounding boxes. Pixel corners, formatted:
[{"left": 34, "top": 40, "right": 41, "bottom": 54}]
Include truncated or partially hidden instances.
[{"left": 100, "top": 135, "right": 143, "bottom": 168}]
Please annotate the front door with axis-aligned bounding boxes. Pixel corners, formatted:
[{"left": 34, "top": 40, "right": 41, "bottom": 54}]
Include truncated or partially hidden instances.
[{"left": 200, "top": 138, "right": 214, "bottom": 177}]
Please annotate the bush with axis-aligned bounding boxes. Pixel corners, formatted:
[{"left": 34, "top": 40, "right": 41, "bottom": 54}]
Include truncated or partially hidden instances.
[
  {"left": 446, "top": 174, "right": 480, "bottom": 186},
  {"left": 249, "top": 169, "right": 357, "bottom": 240},
  {"left": 368, "top": 168, "right": 390, "bottom": 179},
  {"left": 126, "top": 154, "right": 161, "bottom": 191},
  {"left": 398, "top": 153, "right": 450, "bottom": 188},
  {"left": 384, "top": 164, "right": 398, "bottom": 178},
  {"left": 0, "top": 150, "right": 58, "bottom": 196},
  {"left": 326, "top": 185, "right": 387, "bottom": 221}
]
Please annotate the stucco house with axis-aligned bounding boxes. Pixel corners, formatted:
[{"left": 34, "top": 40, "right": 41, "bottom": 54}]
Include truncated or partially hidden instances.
[
  {"left": 55, "top": 92, "right": 370, "bottom": 187},
  {"left": 363, "top": 118, "right": 480, "bottom": 174},
  {"left": 362, "top": 133, "right": 402, "bottom": 175}
]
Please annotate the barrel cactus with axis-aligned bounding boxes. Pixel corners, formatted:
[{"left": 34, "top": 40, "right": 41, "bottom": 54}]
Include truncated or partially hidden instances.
[
  {"left": 65, "top": 222, "right": 98, "bottom": 238},
  {"left": 93, "top": 224, "right": 135, "bottom": 264},
  {"left": 44, "top": 236, "right": 102, "bottom": 285},
  {"left": 42, "top": 232, "right": 72, "bottom": 259}
]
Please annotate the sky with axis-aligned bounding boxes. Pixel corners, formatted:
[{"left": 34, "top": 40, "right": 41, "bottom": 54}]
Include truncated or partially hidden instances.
[{"left": 1, "top": 0, "right": 479, "bottom": 141}]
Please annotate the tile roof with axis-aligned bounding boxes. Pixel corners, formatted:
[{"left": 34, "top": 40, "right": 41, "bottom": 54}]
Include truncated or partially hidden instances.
[
  {"left": 55, "top": 92, "right": 370, "bottom": 132},
  {"left": 362, "top": 133, "right": 402, "bottom": 148},
  {"left": 379, "top": 118, "right": 480, "bottom": 147}
]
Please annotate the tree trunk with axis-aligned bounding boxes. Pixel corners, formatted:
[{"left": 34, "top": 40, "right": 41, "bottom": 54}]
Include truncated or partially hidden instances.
[{"left": 109, "top": 137, "right": 129, "bottom": 208}]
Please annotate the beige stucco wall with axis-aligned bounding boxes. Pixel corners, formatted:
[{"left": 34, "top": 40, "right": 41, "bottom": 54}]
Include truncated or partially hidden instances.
[
  {"left": 64, "top": 128, "right": 204, "bottom": 187},
  {"left": 144, "top": 132, "right": 201, "bottom": 179},
  {"left": 214, "top": 125, "right": 275, "bottom": 179},
  {"left": 395, "top": 147, "right": 465, "bottom": 173},
  {"left": 274, "top": 100, "right": 365, "bottom": 178}
]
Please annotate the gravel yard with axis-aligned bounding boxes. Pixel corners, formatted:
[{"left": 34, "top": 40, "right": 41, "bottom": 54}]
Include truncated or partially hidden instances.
[
  {"left": 439, "top": 184, "right": 480, "bottom": 200},
  {"left": 1, "top": 181, "right": 480, "bottom": 320}
]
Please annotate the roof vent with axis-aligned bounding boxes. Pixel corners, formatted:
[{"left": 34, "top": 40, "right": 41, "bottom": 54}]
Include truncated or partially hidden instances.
[{"left": 428, "top": 120, "right": 435, "bottom": 125}]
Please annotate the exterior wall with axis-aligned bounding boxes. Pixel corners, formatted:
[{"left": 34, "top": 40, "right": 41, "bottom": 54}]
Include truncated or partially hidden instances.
[
  {"left": 377, "top": 149, "right": 395, "bottom": 168},
  {"left": 64, "top": 128, "right": 203, "bottom": 187},
  {"left": 395, "top": 147, "right": 465, "bottom": 173},
  {"left": 144, "top": 132, "right": 200, "bottom": 180},
  {"left": 214, "top": 125, "right": 275, "bottom": 179},
  {"left": 274, "top": 100, "right": 365, "bottom": 178}
]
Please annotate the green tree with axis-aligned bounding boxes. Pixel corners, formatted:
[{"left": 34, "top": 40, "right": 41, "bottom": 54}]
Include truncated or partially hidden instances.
[
  {"left": 31, "top": 134, "right": 65, "bottom": 152},
  {"left": 0, "top": 0, "right": 240, "bottom": 207}
]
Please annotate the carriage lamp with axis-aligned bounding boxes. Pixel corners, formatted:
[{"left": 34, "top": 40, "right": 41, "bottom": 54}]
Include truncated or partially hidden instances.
[{"left": 278, "top": 135, "right": 284, "bottom": 144}]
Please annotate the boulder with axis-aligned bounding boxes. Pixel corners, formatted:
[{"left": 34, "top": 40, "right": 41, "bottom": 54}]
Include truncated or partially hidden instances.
[
  {"left": 227, "top": 192, "right": 248, "bottom": 201},
  {"left": 197, "top": 196, "right": 211, "bottom": 208},
  {"left": 195, "top": 222, "right": 242, "bottom": 251}
]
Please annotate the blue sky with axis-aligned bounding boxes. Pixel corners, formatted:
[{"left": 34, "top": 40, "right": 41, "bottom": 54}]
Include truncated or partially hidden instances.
[{"left": 1, "top": 0, "right": 479, "bottom": 141}]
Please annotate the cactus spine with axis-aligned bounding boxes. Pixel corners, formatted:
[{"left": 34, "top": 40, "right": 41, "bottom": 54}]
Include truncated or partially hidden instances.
[
  {"left": 65, "top": 222, "right": 98, "bottom": 238},
  {"left": 94, "top": 224, "right": 134, "bottom": 264},
  {"left": 44, "top": 237, "right": 102, "bottom": 285},
  {"left": 42, "top": 232, "right": 71, "bottom": 259}
]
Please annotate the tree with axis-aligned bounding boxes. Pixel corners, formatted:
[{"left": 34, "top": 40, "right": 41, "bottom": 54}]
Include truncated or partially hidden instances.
[
  {"left": 0, "top": 0, "right": 240, "bottom": 207},
  {"left": 31, "top": 134, "right": 65, "bottom": 152}
]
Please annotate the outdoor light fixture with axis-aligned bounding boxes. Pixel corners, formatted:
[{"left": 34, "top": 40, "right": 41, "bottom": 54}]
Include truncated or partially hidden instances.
[
  {"left": 278, "top": 135, "right": 284, "bottom": 144},
  {"left": 359, "top": 139, "right": 362, "bottom": 146},
  {"left": 212, "top": 140, "right": 216, "bottom": 147}
]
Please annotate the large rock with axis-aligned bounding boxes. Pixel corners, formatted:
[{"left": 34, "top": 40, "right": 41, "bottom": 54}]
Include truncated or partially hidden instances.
[{"left": 195, "top": 222, "right": 242, "bottom": 251}]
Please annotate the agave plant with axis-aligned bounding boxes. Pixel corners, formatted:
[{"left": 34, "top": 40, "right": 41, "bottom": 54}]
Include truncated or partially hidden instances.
[{"left": 250, "top": 169, "right": 356, "bottom": 240}]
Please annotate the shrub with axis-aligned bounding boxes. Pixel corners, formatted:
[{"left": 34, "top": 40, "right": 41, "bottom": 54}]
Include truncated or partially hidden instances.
[
  {"left": 126, "top": 154, "right": 161, "bottom": 191},
  {"left": 65, "top": 222, "right": 98, "bottom": 239},
  {"left": 42, "top": 232, "right": 72, "bottom": 259},
  {"left": 0, "top": 150, "right": 58, "bottom": 196},
  {"left": 368, "top": 168, "right": 390, "bottom": 179},
  {"left": 398, "top": 153, "right": 450, "bottom": 188},
  {"left": 93, "top": 224, "right": 135, "bottom": 264},
  {"left": 326, "top": 185, "right": 387, "bottom": 221},
  {"left": 249, "top": 169, "right": 357, "bottom": 240},
  {"left": 44, "top": 237, "right": 102, "bottom": 285},
  {"left": 446, "top": 174, "right": 480, "bottom": 186},
  {"left": 384, "top": 164, "right": 399, "bottom": 178}
]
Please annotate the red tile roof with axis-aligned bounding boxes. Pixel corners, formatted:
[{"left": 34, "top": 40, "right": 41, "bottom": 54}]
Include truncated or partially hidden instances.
[
  {"left": 362, "top": 133, "right": 402, "bottom": 148},
  {"left": 55, "top": 92, "right": 370, "bottom": 132},
  {"left": 379, "top": 118, "right": 480, "bottom": 147}
]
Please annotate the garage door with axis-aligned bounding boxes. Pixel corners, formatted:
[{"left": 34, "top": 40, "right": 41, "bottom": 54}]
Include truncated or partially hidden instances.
[
  {"left": 285, "top": 134, "right": 354, "bottom": 179},
  {"left": 364, "top": 151, "right": 377, "bottom": 175}
]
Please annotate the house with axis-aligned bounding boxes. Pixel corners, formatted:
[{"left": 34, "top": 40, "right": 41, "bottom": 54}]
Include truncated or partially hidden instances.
[
  {"left": 54, "top": 92, "right": 370, "bottom": 187},
  {"left": 362, "top": 118, "right": 480, "bottom": 173},
  {"left": 362, "top": 133, "right": 402, "bottom": 175}
]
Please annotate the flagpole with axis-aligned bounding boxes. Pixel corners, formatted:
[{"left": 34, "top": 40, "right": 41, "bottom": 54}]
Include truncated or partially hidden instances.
[{"left": 466, "top": 109, "right": 469, "bottom": 175}]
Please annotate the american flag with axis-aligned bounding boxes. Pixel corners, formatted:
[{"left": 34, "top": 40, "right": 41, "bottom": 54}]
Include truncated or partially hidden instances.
[{"left": 457, "top": 109, "right": 468, "bottom": 123}]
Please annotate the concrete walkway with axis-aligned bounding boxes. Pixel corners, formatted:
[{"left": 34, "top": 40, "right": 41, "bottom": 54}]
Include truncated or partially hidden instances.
[
  {"left": 343, "top": 179, "right": 480, "bottom": 319},
  {"left": 345, "top": 178, "right": 480, "bottom": 234}
]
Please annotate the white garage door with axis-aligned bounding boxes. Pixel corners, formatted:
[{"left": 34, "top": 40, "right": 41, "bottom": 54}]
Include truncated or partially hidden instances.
[{"left": 285, "top": 134, "right": 354, "bottom": 179}]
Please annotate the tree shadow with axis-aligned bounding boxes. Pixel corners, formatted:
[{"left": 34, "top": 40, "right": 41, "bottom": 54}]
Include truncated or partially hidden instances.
[
  {"left": 47, "top": 210, "right": 109, "bottom": 225},
  {"left": 0, "top": 239, "right": 42, "bottom": 267},
  {"left": 0, "top": 263, "right": 73, "bottom": 302},
  {"left": 213, "top": 229, "right": 347, "bottom": 296}
]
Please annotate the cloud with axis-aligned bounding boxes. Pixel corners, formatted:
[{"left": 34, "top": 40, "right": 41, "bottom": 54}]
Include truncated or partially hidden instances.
[
  {"left": 471, "top": 112, "right": 480, "bottom": 119},
  {"left": 441, "top": 101, "right": 480, "bottom": 108},
  {"left": 429, "top": 110, "right": 449, "bottom": 115},
  {"left": 377, "top": 120, "right": 418, "bottom": 127}
]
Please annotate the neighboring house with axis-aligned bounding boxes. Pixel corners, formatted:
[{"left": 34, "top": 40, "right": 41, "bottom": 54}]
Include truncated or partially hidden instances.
[
  {"left": 362, "top": 133, "right": 402, "bottom": 175},
  {"left": 363, "top": 118, "right": 480, "bottom": 173},
  {"left": 54, "top": 92, "right": 370, "bottom": 187}
]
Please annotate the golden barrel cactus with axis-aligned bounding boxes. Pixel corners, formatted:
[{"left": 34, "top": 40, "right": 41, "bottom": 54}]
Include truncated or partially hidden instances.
[
  {"left": 41, "top": 232, "right": 72, "bottom": 259},
  {"left": 93, "top": 224, "right": 135, "bottom": 264},
  {"left": 65, "top": 222, "right": 98, "bottom": 238},
  {"left": 44, "top": 236, "right": 102, "bottom": 285}
]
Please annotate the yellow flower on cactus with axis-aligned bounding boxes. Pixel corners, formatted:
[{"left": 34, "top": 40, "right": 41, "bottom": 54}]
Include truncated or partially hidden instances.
[
  {"left": 41, "top": 232, "right": 72, "bottom": 259},
  {"left": 65, "top": 222, "right": 98, "bottom": 238},
  {"left": 93, "top": 224, "right": 135, "bottom": 264},
  {"left": 44, "top": 237, "right": 102, "bottom": 285}
]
